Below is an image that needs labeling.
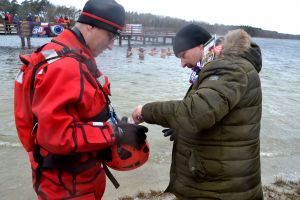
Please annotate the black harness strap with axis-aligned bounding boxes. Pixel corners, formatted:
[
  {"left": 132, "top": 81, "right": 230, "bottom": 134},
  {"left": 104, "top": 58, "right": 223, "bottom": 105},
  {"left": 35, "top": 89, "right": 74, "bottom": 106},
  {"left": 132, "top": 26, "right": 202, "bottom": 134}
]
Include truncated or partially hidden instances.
[
  {"left": 29, "top": 46, "right": 74, "bottom": 195},
  {"left": 29, "top": 46, "right": 74, "bottom": 134},
  {"left": 103, "top": 164, "right": 120, "bottom": 189},
  {"left": 33, "top": 146, "right": 43, "bottom": 194},
  {"left": 33, "top": 150, "right": 120, "bottom": 189},
  {"left": 37, "top": 152, "right": 97, "bottom": 174},
  {"left": 29, "top": 46, "right": 73, "bottom": 104}
]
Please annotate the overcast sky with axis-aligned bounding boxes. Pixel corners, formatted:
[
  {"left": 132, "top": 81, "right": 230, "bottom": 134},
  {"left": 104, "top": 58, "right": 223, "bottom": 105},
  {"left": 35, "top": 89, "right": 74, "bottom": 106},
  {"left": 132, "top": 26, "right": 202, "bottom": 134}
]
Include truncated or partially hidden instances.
[{"left": 25, "top": 0, "right": 300, "bottom": 35}]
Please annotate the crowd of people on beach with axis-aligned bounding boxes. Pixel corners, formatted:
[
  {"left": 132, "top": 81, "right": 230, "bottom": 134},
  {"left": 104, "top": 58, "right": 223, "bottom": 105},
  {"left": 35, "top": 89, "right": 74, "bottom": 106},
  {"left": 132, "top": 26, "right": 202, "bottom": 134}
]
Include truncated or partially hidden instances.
[
  {"left": 0, "top": 11, "right": 17, "bottom": 33},
  {"left": 127, "top": 46, "right": 173, "bottom": 59},
  {"left": 1, "top": 10, "right": 72, "bottom": 49},
  {"left": 0, "top": 11, "right": 71, "bottom": 34},
  {"left": 0, "top": 11, "right": 71, "bottom": 25}
]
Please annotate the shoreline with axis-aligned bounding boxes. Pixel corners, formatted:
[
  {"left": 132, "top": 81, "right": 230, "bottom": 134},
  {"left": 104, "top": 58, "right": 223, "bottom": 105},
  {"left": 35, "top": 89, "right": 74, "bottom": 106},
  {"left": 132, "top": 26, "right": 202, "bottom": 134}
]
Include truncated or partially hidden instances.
[{"left": 1, "top": 146, "right": 300, "bottom": 200}]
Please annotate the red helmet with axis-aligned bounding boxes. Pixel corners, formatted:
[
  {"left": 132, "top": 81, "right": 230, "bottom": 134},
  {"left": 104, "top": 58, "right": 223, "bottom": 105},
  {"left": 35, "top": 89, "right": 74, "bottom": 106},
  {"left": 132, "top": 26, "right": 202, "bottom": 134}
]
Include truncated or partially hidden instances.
[{"left": 104, "top": 141, "right": 149, "bottom": 171}]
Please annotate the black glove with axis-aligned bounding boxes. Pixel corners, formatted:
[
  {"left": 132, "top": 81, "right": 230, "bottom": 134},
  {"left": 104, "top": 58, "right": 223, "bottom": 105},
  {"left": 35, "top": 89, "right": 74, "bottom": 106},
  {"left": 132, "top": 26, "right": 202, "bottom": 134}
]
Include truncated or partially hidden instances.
[
  {"left": 115, "top": 116, "right": 148, "bottom": 150},
  {"left": 162, "top": 129, "right": 175, "bottom": 141},
  {"left": 96, "top": 147, "right": 112, "bottom": 162}
]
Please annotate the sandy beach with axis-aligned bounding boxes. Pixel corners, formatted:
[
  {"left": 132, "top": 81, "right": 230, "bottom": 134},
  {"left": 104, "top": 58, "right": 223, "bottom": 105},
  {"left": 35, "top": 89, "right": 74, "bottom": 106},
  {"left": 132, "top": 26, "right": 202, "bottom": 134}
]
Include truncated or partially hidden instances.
[{"left": 1, "top": 145, "right": 299, "bottom": 200}]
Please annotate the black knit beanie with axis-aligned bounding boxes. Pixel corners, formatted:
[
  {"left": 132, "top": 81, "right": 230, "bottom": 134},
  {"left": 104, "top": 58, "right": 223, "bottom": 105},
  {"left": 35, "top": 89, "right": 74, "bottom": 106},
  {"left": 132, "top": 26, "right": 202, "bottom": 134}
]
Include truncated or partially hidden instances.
[
  {"left": 173, "top": 24, "right": 212, "bottom": 57},
  {"left": 77, "top": 0, "right": 125, "bottom": 35}
]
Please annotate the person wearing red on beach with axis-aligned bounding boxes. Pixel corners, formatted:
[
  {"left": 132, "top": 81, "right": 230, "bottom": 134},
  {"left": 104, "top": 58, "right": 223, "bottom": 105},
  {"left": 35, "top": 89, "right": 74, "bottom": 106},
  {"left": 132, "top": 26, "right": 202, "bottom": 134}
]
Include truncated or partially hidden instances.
[
  {"left": 57, "top": 15, "right": 64, "bottom": 23},
  {"left": 14, "top": 0, "right": 148, "bottom": 199},
  {"left": 5, "top": 11, "right": 12, "bottom": 33}
]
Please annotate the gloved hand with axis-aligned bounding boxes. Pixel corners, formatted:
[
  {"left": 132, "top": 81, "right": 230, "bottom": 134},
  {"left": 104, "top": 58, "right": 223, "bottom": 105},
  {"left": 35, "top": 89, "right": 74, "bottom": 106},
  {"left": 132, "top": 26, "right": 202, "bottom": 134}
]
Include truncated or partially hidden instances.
[
  {"left": 114, "top": 116, "right": 148, "bottom": 150},
  {"left": 162, "top": 129, "right": 175, "bottom": 141},
  {"left": 96, "top": 147, "right": 112, "bottom": 162}
]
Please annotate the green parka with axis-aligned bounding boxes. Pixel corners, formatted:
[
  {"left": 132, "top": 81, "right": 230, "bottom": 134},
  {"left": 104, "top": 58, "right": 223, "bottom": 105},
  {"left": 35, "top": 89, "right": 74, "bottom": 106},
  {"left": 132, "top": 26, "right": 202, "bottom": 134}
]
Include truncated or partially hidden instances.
[{"left": 141, "top": 30, "right": 263, "bottom": 199}]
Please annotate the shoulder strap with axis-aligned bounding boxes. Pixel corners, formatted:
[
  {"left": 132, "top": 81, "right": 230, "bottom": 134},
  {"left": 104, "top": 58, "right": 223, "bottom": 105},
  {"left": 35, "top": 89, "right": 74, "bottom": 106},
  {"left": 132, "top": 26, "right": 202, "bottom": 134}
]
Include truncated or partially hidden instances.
[
  {"left": 29, "top": 43, "right": 76, "bottom": 126},
  {"left": 103, "top": 164, "right": 120, "bottom": 189},
  {"left": 29, "top": 44, "right": 73, "bottom": 104}
]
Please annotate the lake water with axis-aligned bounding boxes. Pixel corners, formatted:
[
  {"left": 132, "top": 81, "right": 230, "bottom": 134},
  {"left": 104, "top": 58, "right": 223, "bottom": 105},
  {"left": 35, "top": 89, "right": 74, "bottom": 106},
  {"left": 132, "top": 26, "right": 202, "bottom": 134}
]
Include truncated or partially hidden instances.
[{"left": 0, "top": 36, "right": 300, "bottom": 180}]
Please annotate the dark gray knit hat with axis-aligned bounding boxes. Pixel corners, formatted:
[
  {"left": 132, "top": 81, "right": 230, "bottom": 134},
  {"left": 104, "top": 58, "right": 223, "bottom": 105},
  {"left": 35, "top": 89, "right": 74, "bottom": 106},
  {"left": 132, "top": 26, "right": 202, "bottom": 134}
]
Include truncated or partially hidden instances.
[
  {"left": 77, "top": 0, "right": 125, "bottom": 35},
  {"left": 173, "top": 24, "right": 212, "bottom": 57}
]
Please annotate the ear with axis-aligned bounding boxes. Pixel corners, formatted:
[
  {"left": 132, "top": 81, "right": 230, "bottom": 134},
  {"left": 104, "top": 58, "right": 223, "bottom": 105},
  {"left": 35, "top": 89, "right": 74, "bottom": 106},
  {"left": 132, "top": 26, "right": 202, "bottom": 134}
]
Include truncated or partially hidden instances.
[
  {"left": 86, "top": 24, "right": 94, "bottom": 32},
  {"left": 197, "top": 44, "right": 204, "bottom": 53}
]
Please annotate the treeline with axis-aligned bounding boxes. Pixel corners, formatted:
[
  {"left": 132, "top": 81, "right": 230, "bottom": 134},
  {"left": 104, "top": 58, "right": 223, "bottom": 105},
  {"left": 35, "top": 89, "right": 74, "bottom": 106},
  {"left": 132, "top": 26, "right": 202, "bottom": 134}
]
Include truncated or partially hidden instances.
[
  {"left": 0, "top": 0, "right": 79, "bottom": 23},
  {"left": 126, "top": 12, "right": 300, "bottom": 40},
  {"left": 1, "top": 0, "right": 299, "bottom": 40}
]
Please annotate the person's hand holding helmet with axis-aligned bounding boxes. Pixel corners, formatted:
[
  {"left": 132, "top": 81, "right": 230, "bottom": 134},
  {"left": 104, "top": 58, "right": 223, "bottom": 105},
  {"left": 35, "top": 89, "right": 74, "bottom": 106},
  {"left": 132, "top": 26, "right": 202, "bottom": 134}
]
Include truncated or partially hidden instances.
[{"left": 112, "top": 116, "right": 148, "bottom": 150}]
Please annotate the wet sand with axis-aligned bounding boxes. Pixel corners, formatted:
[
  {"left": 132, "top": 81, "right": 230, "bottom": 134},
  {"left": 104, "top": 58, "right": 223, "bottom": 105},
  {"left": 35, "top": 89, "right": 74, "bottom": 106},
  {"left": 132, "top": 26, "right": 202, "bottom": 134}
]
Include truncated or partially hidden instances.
[
  {"left": 0, "top": 143, "right": 172, "bottom": 200},
  {"left": 1, "top": 146, "right": 300, "bottom": 200}
]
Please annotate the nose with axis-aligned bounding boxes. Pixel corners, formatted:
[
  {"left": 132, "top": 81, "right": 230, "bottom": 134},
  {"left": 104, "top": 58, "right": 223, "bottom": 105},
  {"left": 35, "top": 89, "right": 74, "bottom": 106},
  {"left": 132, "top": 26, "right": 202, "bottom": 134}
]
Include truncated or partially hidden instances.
[{"left": 181, "top": 59, "right": 187, "bottom": 68}]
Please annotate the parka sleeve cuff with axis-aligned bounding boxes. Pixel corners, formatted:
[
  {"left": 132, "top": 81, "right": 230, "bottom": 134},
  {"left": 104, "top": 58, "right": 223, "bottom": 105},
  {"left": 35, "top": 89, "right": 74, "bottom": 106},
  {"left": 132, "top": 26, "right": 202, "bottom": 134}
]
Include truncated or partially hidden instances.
[{"left": 141, "top": 103, "right": 156, "bottom": 124}]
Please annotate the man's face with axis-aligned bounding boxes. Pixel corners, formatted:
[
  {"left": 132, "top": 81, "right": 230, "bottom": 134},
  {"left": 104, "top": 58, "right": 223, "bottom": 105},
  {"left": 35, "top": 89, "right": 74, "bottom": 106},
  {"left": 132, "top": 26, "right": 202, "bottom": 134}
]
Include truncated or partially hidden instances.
[
  {"left": 177, "top": 45, "right": 204, "bottom": 69},
  {"left": 86, "top": 26, "right": 117, "bottom": 57}
]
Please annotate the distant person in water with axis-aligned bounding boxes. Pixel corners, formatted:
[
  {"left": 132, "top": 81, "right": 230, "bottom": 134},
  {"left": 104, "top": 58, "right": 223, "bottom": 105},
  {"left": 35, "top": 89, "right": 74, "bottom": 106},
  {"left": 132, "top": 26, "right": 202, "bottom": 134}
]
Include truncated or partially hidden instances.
[
  {"left": 126, "top": 46, "right": 133, "bottom": 57},
  {"left": 138, "top": 47, "right": 145, "bottom": 60},
  {"left": 166, "top": 47, "right": 173, "bottom": 56},
  {"left": 160, "top": 48, "right": 168, "bottom": 58},
  {"left": 148, "top": 47, "right": 158, "bottom": 56}
]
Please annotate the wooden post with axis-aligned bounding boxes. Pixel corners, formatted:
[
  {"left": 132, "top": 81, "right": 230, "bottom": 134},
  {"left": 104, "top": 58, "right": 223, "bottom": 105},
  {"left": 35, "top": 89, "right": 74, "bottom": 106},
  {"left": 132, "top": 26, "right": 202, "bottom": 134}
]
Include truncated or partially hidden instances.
[
  {"left": 163, "top": 37, "right": 166, "bottom": 45},
  {"left": 4, "top": 22, "right": 8, "bottom": 35},
  {"left": 128, "top": 36, "right": 131, "bottom": 47},
  {"left": 20, "top": 37, "right": 25, "bottom": 49},
  {"left": 119, "top": 35, "right": 122, "bottom": 46},
  {"left": 27, "top": 37, "right": 31, "bottom": 49}
]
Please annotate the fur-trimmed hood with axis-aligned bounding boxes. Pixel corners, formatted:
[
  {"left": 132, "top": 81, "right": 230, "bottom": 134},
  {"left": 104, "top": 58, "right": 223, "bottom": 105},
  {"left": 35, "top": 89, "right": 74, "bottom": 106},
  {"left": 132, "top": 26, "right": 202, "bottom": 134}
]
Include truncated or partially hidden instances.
[{"left": 220, "top": 29, "right": 262, "bottom": 73}]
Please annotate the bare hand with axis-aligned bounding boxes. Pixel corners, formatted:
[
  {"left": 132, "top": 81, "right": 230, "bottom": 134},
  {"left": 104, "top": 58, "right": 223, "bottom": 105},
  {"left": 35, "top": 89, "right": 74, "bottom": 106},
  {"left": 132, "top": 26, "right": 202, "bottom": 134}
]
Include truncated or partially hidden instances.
[{"left": 132, "top": 105, "right": 144, "bottom": 124}]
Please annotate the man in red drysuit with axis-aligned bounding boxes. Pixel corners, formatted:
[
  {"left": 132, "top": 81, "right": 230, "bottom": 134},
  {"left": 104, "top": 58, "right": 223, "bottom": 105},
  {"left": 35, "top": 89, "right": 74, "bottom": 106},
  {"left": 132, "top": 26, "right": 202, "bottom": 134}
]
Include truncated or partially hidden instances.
[{"left": 14, "top": 0, "right": 148, "bottom": 199}]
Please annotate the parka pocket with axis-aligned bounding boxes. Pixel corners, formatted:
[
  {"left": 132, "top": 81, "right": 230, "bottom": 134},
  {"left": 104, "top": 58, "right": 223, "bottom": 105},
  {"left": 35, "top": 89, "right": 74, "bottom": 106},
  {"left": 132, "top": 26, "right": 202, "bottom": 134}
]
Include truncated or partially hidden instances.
[{"left": 188, "top": 150, "right": 223, "bottom": 180}]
